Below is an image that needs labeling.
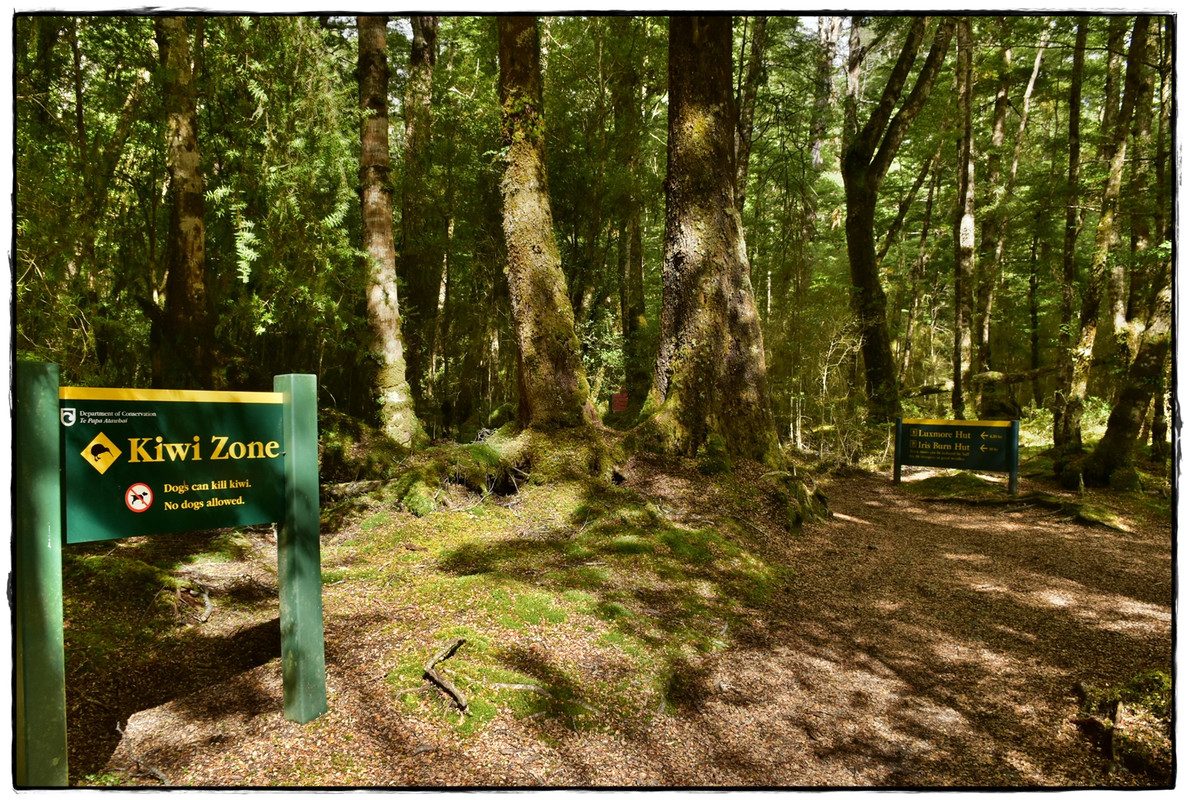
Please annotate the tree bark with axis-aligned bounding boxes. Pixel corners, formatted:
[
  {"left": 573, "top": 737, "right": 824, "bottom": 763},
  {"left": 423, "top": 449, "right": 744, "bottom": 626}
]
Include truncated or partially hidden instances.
[
  {"left": 1081, "top": 260, "right": 1171, "bottom": 487},
  {"left": 1063, "top": 16, "right": 1148, "bottom": 455},
  {"left": 400, "top": 15, "right": 441, "bottom": 413},
  {"left": 841, "top": 16, "right": 954, "bottom": 422},
  {"left": 951, "top": 17, "right": 975, "bottom": 419},
  {"left": 497, "top": 16, "right": 593, "bottom": 430},
  {"left": 359, "top": 15, "right": 425, "bottom": 446},
  {"left": 643, "top": 15, "right": 779, "bottom": 466},
  {"left": 1053, "top": 20, "right": 1088, "bottom": 451},
  {"left": 810, "top": 16, "right": 843, "bottom": 172},
  {"left": 155, "top": 16, "right": 217, "bottom": 389}
]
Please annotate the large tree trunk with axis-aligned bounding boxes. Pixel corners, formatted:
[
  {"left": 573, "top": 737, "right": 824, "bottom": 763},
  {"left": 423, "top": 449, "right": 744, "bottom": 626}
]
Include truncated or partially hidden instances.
[
  {"left": 841, "top": 16, "right": 954, "bottom": 422},
  {"left": 1063, "top": 16, "right": 1148, "bottom": 456},
  {"left": 155, "top": 16, "right": 216, "bottom": 389},
  {"left": 359, "top": 15, "right": 425, "bottom": 446},
  {"left": 400, "top": 15, "right": 441, "bottom": 413},
  {"left": 497, "top": 16, "right": 593, "bottom": 430},
  {"left": 643, "top": 16, "right": 779, "bottom": 466}
]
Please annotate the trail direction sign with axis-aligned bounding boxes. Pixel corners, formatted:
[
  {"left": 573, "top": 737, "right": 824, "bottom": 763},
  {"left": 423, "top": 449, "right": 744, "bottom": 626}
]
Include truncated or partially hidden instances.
[{"left": 893, "top": 417, "right": 1020, "bottom": 494}]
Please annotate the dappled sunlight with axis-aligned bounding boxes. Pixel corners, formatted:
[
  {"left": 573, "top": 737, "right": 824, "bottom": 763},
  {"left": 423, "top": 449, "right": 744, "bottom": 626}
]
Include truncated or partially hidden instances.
[
  {"left": 832, "top": 512, "right": 871, "bottom": 525},
  {"left": 949, "top": 564, "right": 1171, "bottom": 639}
]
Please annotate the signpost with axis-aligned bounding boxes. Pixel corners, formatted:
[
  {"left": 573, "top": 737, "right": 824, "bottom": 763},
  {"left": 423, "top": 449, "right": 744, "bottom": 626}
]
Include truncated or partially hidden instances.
[
  {"left": 15, "top": 363, "right": 327, "bottom": 787},
  {"left": 893, "top": 417, "right": 1020, "bottom": 494}
]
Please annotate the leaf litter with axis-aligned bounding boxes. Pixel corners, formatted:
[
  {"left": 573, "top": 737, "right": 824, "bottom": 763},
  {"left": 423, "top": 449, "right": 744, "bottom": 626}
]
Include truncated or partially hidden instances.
[{"left": 71, "top": 458, "right": 1171, "bottom": 787}]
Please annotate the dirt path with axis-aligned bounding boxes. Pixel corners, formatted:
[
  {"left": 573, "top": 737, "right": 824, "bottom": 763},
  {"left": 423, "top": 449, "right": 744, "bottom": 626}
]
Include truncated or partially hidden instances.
[
  {"left": 97, "top": 469, "right": 1172, "bottom": 787},
  {"left": 657, "top": 472, "right": 1173, "bottom": 785}
]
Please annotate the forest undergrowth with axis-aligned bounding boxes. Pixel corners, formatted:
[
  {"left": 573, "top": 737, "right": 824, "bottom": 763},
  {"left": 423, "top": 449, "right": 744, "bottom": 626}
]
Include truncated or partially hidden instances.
[{"left": 62, "top": 415, "right": 1173, "bottom": 788}]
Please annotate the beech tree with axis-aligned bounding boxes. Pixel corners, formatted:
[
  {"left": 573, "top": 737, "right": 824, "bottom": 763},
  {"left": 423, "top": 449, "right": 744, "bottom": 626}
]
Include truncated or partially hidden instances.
[
  {"left": 358, "top": 15, "right": 425, "bottom": 446},
  {"left": 841, "top": 16, "right": 954, "bottom": 422},
  {"left": 497, "top": 15, "right": 594, "bottom": 429},
  {"left": 642, "top": 15, "right": 779, "bottom": 465}
]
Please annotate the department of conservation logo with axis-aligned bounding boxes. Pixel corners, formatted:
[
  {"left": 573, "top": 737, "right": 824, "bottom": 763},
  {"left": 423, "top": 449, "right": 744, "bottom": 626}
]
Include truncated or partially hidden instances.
[
  {"left": 61, "top": 407, "right": 77, "bottom": 426},
  {"left": 81, "top": 432, "right": 122, "bottom": 475}
]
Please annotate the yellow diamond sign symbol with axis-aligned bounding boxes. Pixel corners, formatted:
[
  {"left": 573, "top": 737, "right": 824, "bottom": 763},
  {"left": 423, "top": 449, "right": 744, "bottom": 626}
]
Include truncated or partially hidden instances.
[{"left": 81, "top": 432, "right": 122, "bottom": 474}]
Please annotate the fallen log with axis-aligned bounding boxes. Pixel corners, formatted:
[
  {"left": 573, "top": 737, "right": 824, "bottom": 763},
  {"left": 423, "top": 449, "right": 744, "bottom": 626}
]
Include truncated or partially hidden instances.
[{"left": 423, "top": 638, "right": 468, "bottom": 712}]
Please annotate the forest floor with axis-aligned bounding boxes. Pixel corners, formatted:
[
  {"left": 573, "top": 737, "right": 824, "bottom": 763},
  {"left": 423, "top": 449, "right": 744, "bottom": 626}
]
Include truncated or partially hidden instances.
[{"left": 63, "top": 448, "right": 1174, "bottom": 788}]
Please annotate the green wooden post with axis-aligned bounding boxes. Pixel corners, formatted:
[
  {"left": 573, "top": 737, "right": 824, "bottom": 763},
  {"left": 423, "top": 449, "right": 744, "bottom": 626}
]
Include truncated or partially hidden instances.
[
  {"left": 15, "top": 362, "right": 69, "bottom": 786},
  {"left": 893, "top": 418, "right": 904, "bottom": 484},
  {"left": 274, "top": 374, "right": 327, "bottom": 723},
  {"left": 1008, "top": 419, "right": 1021, "bottom": 495}
]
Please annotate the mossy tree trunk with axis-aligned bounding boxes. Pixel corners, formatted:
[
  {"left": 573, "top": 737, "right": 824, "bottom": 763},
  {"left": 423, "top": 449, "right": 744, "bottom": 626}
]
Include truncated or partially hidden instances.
[
  {"left": 155, "top": 16, "right": 217, "bottom": 389},
  {"left": 497, "top": 16, "right": 593, "bottom": 430},
  {"left": 1081, "top": 260, "right": 1170, "bottom": 487},
  {"left": 643, "top": 16, "right": 779, "bottom": 466},
  {"left": 358, "top": 15, "right": 425, "bottom": 447}
]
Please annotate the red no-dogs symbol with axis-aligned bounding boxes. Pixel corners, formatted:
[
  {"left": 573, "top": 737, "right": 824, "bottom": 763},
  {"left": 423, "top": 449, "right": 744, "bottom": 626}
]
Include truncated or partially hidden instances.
[{"left": 125, "top": 483, "right": 154, "bottom": 513}]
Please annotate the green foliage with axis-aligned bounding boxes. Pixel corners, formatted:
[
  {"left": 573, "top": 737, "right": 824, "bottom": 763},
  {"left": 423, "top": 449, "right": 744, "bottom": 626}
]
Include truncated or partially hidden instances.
[{"left": 14, "top": 14, "right": 1172, "bottom": 456}]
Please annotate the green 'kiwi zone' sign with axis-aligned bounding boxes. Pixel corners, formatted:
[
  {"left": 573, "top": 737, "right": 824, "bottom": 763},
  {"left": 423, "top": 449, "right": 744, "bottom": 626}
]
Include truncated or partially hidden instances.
[
  {"left": 893, "top": 417, "right": 1020, "bottom": 494},
  {"left": 15, "top": 363, "right": 327, "bottom": 787},
  {"left": 60, "top": 386, "right": 286, "bottom": 542}
]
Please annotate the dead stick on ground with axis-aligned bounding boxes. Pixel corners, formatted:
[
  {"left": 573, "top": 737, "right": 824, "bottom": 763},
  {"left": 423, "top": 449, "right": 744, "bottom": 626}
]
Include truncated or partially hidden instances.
[
  {"left": 423, "top": 638, "right": 468, "bottom": 712},
  {"left": 116, "top": 722, "right": 169, "bottom": 785}
]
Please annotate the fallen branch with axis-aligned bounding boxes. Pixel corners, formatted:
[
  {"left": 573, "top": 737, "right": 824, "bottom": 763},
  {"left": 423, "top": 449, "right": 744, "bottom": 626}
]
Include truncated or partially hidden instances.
[
  {"left": 116, "top": 722, "right": 169, "bottom": 785},
  {"left": 423, "top": 638, "right": 468, "bottom": 712}
]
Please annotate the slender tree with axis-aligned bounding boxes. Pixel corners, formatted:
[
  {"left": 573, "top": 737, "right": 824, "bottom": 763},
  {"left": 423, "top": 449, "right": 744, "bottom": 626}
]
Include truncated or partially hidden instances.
[
  {"left": 1062, "top": 15, "right": 1148, "bottom": 456},
  {"left": 951, "top": 17, "right": 975, "bottom": 418},
  {"left": 643, "top": 15, "right": 779, "bottom": 465},
  {"left": 609, "top": 16, "right": 650, "bottom": 410},
  {"left": 497, "top": 15, "right": 594, "bottom": 429},
  {"left": 155, "top": 16, "right": 216, "bottom": 389},
  {"left": 358, "top": 15, "right": 425, "bottom": 446},
  {"left": 841, "top": 16, "right": 954, "bottom": 421},
  {"left": 400, "top": 15, "right": 442, "bottom": 412},
  {"left": 1053, "top": 19, "right": 1088, "bottom": 451},
  {"left": 735, "top": 15, "right": 768, "bottom": 212}
]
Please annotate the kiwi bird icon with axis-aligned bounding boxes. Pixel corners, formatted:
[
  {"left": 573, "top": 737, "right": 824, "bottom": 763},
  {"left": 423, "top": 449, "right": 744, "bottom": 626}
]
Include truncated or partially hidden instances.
[{"left": 90, "top": 443, "right": 113, "bottom": 462}]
